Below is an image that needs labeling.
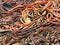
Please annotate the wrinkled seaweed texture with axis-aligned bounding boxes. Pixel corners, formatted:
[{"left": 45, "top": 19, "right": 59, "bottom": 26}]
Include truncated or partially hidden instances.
[{"left": 0, "top": 0, "right": 60, "bottom": 45}]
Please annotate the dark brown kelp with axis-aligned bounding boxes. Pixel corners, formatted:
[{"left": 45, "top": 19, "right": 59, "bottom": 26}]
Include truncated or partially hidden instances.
[{"left": 0, "top": 0, "right": 60, "bottom": 45}]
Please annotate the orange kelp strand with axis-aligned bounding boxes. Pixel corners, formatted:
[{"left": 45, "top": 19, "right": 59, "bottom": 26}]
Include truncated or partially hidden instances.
[
  {"left": 27, "top": 1, "right": 47, "bottom": 7},
  {"left": 42, "top": 0, "right": 52, "bottom": 11},
  {"left": 22, "top": 22, "right": 32, "bottom": 27},
  {"left": 47, "top": 8, "right": 60, "bottom": 17}
]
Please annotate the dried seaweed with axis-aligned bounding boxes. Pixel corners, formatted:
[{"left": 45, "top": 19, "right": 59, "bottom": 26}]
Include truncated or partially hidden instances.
[{"left": 0, "top": 0, "right": 60, "bottom": 45}]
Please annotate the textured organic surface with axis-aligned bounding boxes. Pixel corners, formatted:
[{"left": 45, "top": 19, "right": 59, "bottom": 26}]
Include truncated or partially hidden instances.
[{"left": 0, "top": 0, "right": 60, "bottom": 45}]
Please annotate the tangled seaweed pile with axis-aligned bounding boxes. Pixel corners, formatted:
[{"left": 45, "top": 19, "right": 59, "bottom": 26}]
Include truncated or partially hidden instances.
[{"left": 0, "top": 0, "right": 60, "bottom": 45}]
